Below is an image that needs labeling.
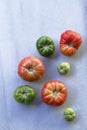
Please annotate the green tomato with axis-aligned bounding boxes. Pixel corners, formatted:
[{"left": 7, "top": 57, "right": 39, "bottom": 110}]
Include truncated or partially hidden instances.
[
  {"left": 57, "top": 62, "right": 70, "bottom": 75},
  {"left": 36, "top": 36, "right": 55, "bottom": 57},
  {"left": 64, "top": 108, "right": 76, "bottom": 121},
  {"left": 14, "top": 85, "right": 36, "bottom": 104}
]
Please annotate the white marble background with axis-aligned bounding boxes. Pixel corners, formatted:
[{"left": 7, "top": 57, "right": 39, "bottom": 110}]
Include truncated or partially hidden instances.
[{"left": 0, "top": 0, "right": 87, "bottom": 130}]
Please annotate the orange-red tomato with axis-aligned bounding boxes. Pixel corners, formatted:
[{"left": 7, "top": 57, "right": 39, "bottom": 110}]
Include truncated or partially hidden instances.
[
  {"left": 41, "top": 80, "right": 67, "bottom": 106},
  {"left": 60, "top": 30, "right": 82, "bottom": 56},
  {"left": 18, "top": 56, "right": 45, "bottom": 82}
]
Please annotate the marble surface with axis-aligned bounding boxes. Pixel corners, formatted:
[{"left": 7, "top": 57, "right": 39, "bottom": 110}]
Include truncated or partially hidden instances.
[{"left": 0, "top": 0, "right": 87, "bottom": 130}]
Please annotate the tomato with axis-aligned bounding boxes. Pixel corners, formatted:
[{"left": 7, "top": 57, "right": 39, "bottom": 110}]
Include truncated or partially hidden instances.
[
  {"left": 64, "top": 108, "right": 76, "bottom": 121},
  {"left": 18, "top": 56, "right": 45, "bottom": 82},
  {"left": 36, "top": 36, "right": 55, "bottom": 57},
  {"left": 14, "top": 85, "right": 36, "bottom": 104},
  {"left": 41, "top": 80, "right": 67, "bottom": 106},
  {"left": 57, "top": 62, "right": 70, "bottom": 75},
  {"left": 60, "top": 30, "right": 82, "bottom": 56}
]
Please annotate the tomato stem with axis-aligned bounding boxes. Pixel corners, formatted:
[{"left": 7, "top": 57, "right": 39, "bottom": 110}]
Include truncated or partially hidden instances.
[
  {"left": 29, "top": 67, "right": 33, "bottom": 72},
  {"left": 22, "top": 93, "right": 27, "bottom": 98},
  {"left": 68, "top": 42, "right": 73, "bottom": 47},
  {"left": 53, "top": 90, "right": 58, "bottom": 95}
]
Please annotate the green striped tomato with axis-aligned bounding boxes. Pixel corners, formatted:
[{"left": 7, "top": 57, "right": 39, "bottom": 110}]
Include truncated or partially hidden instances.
[
  {"left": 36, "top": 36, "right": 55, "bottom": 57},
  {"left": 14, "top": 85, "right": 36, "bottom": 104}
]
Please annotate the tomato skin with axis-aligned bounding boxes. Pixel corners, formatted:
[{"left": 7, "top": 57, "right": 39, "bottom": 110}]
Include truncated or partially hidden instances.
[
  {"left": 41, "top": 80, "right": 67, "bottom": 106},
  {"left": 14, "top": 85, "right": 36, "bottom": 104},
  {"left": 36, "top": 36, "right": 55, "bottom": 57},
  {"left": 60, "top": 30, "right": 82, "bottom": 56},
  {"left": 18, "top": 56, "right": 45, "bottom": 82}
]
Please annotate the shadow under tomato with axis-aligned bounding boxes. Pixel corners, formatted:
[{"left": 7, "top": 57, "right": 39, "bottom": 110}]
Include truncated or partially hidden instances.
[
  {"left": 70, "top": 42, "right": 86, "bottom": 61},
  {"left": 63, "top": 63, "right": 76, "bottom": 78},
  {"left": 60, "top": 86, "right": 78, "bottom": 109},
  {"left": 52, "top": 39, "right": 60, "bottom": 59}
]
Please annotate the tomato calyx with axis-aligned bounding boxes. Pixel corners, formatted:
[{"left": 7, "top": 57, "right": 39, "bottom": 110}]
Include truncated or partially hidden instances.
[
  {"left": 22, "top": 92, "right": 27, "bottom": 98},
  {"left": 53, "top": 90, "right": 58, "bottom": 95},
  {"left": 28, "top": 67, "right": 34, "bottom": 72},
  {"left": 53, "top": 89, "right": 62, "bottom": 95},
  {"left": 68, "top": 42, "right": 73, "bottom": 47},
  {"left": 44, "top": 45, "right": 49, "bottom": 50},
  {"left": 20, "top": 87, "right": 29, "bottom": 99}
]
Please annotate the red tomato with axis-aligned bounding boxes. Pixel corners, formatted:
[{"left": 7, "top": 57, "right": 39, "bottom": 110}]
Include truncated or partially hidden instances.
[
  {"left": 18, "top": 56, "right": 45, "bottom": 82},
  {"left": 60, "top": 30, "right": 82, "bottom": 56},
  {"left": 41, "top": 80, "right": 67, "bottom": 106}
]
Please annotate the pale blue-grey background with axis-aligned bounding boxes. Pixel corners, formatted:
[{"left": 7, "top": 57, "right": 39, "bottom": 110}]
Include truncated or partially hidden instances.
[{"left": 0, "top": 0, "right": 87, "bottom": 130}]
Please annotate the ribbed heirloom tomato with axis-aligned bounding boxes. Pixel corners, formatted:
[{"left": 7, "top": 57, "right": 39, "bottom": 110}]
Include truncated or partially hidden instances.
[
  {"left": 41, "top": 80, "right": 67, "bottom": 106},
  {"left": 14, "top": 85, "right": 36, "bottom": 104},
  {"left": 60, "top": 30, "right": 82, "bottom": 56},
  {"left": 18, "top": 56, "right": 45, "bottom": 82},
  {"left": 57, "top": 62, "right": 70, "bottom": 75},
  {"left": 36, "top": 36, "right": 55, "bottom": 57}
]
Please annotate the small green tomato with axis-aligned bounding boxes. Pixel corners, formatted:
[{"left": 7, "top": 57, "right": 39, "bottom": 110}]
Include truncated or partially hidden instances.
[
  {"left": 57, "top": 62, "right": 70, "bottom": 75},
  {"left": 14, "top": 85, "right": 36, "bottom": 104},
  {"left": 64, "top": 108, "right": 76, "bottom": 121}
]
